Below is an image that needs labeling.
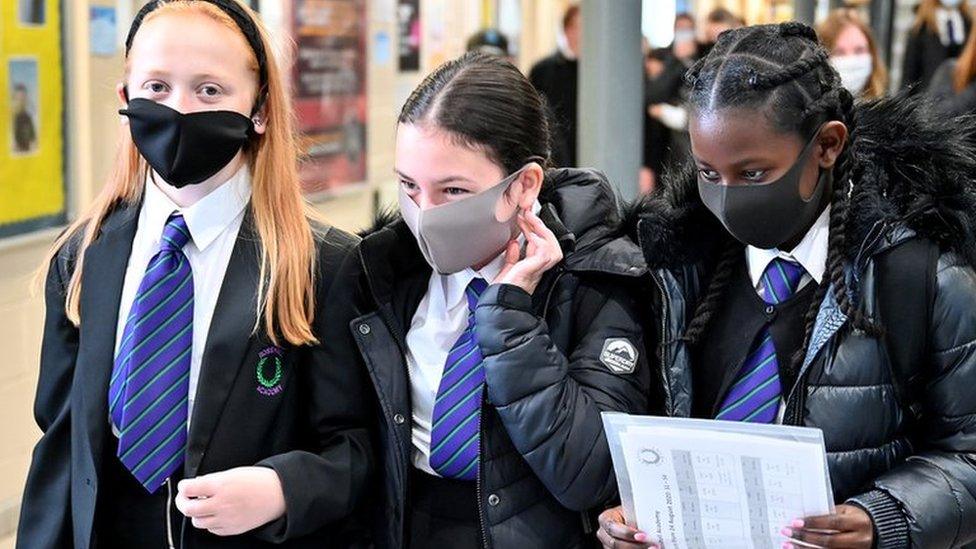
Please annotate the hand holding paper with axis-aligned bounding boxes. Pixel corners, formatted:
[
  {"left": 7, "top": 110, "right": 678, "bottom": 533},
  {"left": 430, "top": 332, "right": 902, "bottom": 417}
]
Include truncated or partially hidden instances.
[{"left": 602, "top": 413, "right": 836, "bottom": 549}]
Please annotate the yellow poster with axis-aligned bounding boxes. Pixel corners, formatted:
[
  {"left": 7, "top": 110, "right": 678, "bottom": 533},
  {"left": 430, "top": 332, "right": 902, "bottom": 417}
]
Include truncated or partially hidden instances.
[{"left": 0, "top": 0, "right": 65, "bottom": 237}]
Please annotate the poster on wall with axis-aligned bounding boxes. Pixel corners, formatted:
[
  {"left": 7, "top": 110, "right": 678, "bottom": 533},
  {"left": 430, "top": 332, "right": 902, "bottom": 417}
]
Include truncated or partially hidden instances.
[
  {"left": 1, "top": 0, "right": 65, "bottom": 238},
  {"left": 288, "top": 0, "right": 368, "bottom": 195},
  {"left": 397, "top": 0, "right": 420, "bottom": 71},
  {"left": 89, "top": 5, "right": 118, "bottom": 57}
]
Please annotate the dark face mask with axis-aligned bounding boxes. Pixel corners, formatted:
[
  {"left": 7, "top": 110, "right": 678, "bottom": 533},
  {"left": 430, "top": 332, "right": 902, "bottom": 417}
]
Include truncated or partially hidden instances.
[
  {"left": 698, "top": 129, "right": 831, "bottom": 250},
  {"left": 119, "top": 98, "right": 254, "bottom": 188}
]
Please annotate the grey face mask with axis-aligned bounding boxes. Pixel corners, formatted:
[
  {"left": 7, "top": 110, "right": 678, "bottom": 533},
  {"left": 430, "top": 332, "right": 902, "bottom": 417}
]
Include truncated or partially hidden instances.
[{"left": 399, "top": 169, "right": 524, "bottom": 274}]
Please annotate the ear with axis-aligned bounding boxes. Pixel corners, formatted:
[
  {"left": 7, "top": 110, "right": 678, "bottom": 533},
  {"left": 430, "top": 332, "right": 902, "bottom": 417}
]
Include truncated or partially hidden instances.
[
  {"left": 508, "top": 162, "right": 545, "bottom": 210},
  {"left": 816, "top": 120, "right": 848, "bottom": 169},
  {"left": 117, "top": 83, "right": 129, "bottom": 125},
  {"left": 251, "top": 102, "right": 268, "bottom": 135},
  {"left": 116, "top": 82, "right": 128, "bottom": 105}
]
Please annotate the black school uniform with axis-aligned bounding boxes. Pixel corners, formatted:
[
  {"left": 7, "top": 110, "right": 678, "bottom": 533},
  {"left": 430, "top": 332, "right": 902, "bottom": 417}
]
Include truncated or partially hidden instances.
[{"left": 16, "top": 199, "right": 373, "bottom": 548}]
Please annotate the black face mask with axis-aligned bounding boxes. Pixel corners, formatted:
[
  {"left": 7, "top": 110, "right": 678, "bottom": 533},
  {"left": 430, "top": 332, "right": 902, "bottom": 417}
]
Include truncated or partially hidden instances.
[
  {"left": 119, "top": 98, "right": 254, "bottom": 188},
  {"left": 698, "top": 129, "right": 831, "bottom": 250}
]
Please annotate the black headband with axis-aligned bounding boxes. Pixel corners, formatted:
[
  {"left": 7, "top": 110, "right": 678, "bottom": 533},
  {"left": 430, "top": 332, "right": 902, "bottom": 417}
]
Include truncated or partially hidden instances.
[{"left": 125, "top": 0, "right": 268, "bottom": 111}]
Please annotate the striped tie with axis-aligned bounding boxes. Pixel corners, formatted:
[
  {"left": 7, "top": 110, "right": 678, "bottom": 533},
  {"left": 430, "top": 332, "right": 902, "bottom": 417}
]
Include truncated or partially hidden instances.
[
  {"left": 429, "top": 278, "right": 489, "bottom": 480},
  {"left": 716, "top": 258, "right": 806, "bottom": 423},
  {"left": 108, "top": 212, "right": 194, "bottom": 493}
]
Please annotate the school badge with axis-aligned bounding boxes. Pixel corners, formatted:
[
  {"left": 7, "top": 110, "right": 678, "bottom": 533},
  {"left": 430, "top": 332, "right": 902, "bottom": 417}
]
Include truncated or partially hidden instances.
[{"left": 256, "top": 345, "right": 284, "bottom": 396}]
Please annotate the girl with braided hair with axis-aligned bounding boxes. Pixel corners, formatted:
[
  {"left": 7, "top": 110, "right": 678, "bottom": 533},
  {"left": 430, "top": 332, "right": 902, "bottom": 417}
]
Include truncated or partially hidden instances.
[{"left": 600, "top": 22, "right": 976, "bottom": 549}]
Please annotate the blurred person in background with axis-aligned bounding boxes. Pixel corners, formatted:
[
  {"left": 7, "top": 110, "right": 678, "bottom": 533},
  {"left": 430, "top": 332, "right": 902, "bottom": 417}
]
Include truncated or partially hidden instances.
[
  {"left": 818, "top": 9, "right": 889, "bottom": 99},
  {"left": 643, "top": 13, "right": 702, "bottom": 190},
  {"left": 466, "top": 28, "right": 514, "bottom": 64},
  {"left": 641, "top": 47, "right": 673, "bottom": 194},
  {"left": 672, "top": 12, "right": 699, "bottom": 62},
  {"left": 902, "top": 0, "right": 971, "bottom": 93},
  {"left": 700, "top": 7, "right": 744, "bottom": 57},
  {"left": 929, "top": 17, "right": 976, "bottom": 115},
  {"left": 530, "top": 3, "right": 581, "bottom": 167}
]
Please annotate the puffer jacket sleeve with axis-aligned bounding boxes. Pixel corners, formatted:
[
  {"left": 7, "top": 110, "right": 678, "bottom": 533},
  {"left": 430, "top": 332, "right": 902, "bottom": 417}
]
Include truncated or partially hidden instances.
[
  {"left": 474, "top": 277, "right": 650, "bottom": 512},
  {"left": 849, "top": 253, "right": 976, "bottom": 548}
]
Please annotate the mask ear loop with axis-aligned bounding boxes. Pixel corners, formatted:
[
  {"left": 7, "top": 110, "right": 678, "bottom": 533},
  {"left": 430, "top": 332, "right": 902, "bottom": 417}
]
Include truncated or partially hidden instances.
[{"left": 250, "top": 86, "right": 268, "bottom": 119}]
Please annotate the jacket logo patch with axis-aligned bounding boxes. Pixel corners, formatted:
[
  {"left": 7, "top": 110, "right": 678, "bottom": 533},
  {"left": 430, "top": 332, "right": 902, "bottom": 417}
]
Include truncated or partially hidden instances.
[
  {"left": 256, "top": 345, "right": 284, "bottom": 396},
  {"left": 600, "top": 338, "right": 638, "bottom": 374}
]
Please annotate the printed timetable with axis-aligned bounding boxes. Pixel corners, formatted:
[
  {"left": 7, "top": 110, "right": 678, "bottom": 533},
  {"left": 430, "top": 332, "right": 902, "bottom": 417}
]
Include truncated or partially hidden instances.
[{"left": 604, "top": 414, "right": 834, "bottom": 549}]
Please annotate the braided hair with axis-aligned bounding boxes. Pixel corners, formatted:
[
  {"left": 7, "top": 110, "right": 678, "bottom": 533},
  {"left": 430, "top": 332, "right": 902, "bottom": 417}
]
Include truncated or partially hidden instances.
[{"left": 681, "top": 22, "right": 875, "bottom": 373}]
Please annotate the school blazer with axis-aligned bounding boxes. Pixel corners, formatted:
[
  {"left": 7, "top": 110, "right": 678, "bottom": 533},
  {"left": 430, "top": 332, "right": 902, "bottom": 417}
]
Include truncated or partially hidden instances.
[{"left": 16, "top": 203, "right": 374, "bottom": 548}]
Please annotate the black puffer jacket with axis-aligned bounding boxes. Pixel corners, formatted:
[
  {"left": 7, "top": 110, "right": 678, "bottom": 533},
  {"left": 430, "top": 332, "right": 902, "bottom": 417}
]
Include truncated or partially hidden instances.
[
  {"left": 632, "top": 95, "right": 976, "bottom": 548},
  {"left": 338, "top": 169, "right": 651, "bottom": 548}
]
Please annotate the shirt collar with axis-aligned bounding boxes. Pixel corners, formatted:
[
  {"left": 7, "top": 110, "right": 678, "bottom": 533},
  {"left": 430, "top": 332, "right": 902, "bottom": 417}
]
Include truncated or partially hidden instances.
[
  {"left": 142, "top": 167, "right": 252, "bottom": 252},
  {"left": 747, "top": 205, "right": 829, "bottom": 288}
]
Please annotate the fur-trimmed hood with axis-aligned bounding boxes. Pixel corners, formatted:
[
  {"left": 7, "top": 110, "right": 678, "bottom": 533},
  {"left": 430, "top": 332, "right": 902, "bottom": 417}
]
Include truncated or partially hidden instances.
[{"left": 632, "top": 93, "right": 976, "bottom": 270}]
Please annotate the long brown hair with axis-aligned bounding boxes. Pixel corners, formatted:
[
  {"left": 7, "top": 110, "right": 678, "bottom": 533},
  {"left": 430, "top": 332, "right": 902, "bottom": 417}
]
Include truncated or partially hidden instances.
[
  {"left": 912, "top": 0, "right": 972, "bottom": 35},
  {"left": 44, "top": 0, "right": 320, "bottom": 346},
  {"left": 955, "top": 17, "right": 976, "bottom": 91},
  {"left": 817, "top": 9, "right": 888, "bottom": 99}
]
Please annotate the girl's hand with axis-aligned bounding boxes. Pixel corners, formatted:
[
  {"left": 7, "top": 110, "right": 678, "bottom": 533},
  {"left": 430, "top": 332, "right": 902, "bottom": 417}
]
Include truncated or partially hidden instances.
[
  {"left": 175, "top": 466, "right": 286, "bottom": 536},
  {"left": 596, "top": 506, "right": 659, "bottom": 549},
  {"left": 782, "top": 504, "right": 874, "bottom": 549},
  {"left": 494, "top": 209, "right": 562, "bottom": 295}
]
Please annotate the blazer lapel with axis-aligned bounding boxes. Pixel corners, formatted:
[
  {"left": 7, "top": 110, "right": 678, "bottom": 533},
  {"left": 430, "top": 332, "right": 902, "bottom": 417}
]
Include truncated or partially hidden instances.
[
  {"left": 185, "top": 214, "right": 260, "bottom": 477},
  {"left": 79, "top": 204, "right": 140, "bottom": 469}
]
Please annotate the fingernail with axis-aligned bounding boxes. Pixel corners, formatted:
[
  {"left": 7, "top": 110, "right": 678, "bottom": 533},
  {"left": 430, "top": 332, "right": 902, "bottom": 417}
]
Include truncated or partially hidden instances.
[
  {"left": 634, "top": 532, "right": 647, "bottom": 542},
  {"left": 781, "top": 528, "right": 792, "bottom": 537},
  {"left": 782, "top": 543, "right": 793, "bottom": 549},
  {"left": 791, "top": 519, "right": 805, "bottom": 528}
]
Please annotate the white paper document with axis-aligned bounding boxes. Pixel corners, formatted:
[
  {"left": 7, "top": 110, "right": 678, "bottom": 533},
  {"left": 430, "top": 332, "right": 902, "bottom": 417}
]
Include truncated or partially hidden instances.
[{"left": 603, "top": 413, "right": 834, "bottom": 549}]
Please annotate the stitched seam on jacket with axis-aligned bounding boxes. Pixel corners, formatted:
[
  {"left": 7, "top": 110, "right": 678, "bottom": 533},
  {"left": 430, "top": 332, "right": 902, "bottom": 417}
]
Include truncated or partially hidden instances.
[
  {"left": 933, "top": 337, "right": 976, "bottom": 356},
  {"left": 906, "top": 455, "right": 964, "bottom": 547}
]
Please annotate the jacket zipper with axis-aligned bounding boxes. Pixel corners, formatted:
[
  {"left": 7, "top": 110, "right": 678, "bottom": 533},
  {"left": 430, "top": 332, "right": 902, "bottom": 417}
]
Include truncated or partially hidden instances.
[
  {"left": 649, "top": 271, "right": 674, "bottom": 413},
  {"left": 476, "top": 398, "right": 490, "bottom": 549},
  {"left": 474, "top": 269, "right": 565, "bottom": 548},
  {"left": 166, "top": 478, "right": 176, "bottom": 549}
]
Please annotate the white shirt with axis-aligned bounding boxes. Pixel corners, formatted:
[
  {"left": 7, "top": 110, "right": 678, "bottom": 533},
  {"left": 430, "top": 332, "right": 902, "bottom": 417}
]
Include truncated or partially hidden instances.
[
  {"left": 746, "top": 206, "right": 829, "bottom": 294},
  {"left": 937, "top": 8, "right": 967, "bottom": 46},
  {"left": 406, "top": 252, "right": 508, "bottom": 476},
  {"left": 744, "top": 206, "right": 829, "bottom": 424},
  {"left": 406, "top": 201, "right": 541, "bottom": 476},
  {"left": 113, "top": 168, "right": 251, "bottom": 429}
]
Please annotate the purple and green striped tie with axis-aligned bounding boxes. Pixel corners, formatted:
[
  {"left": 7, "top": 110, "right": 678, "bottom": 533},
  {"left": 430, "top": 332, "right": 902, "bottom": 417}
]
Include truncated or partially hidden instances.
[
  {"left": 108, "top": 212, "right": 193, "bottom": 493},
  {"left": 429, "top": 277, "right": 489, "bottom": 480},
  {"left": 716, "top": 258, "right": 806, "bottom": 423}
]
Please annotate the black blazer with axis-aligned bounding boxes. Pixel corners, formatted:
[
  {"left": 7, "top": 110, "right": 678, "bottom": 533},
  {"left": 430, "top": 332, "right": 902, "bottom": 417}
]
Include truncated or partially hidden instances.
[
  {"left": 16, "top": 203, "right": 374, "bottom": 548},
  {"left": 901, "top": 18, "right": 971, "bottom": 93}
]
